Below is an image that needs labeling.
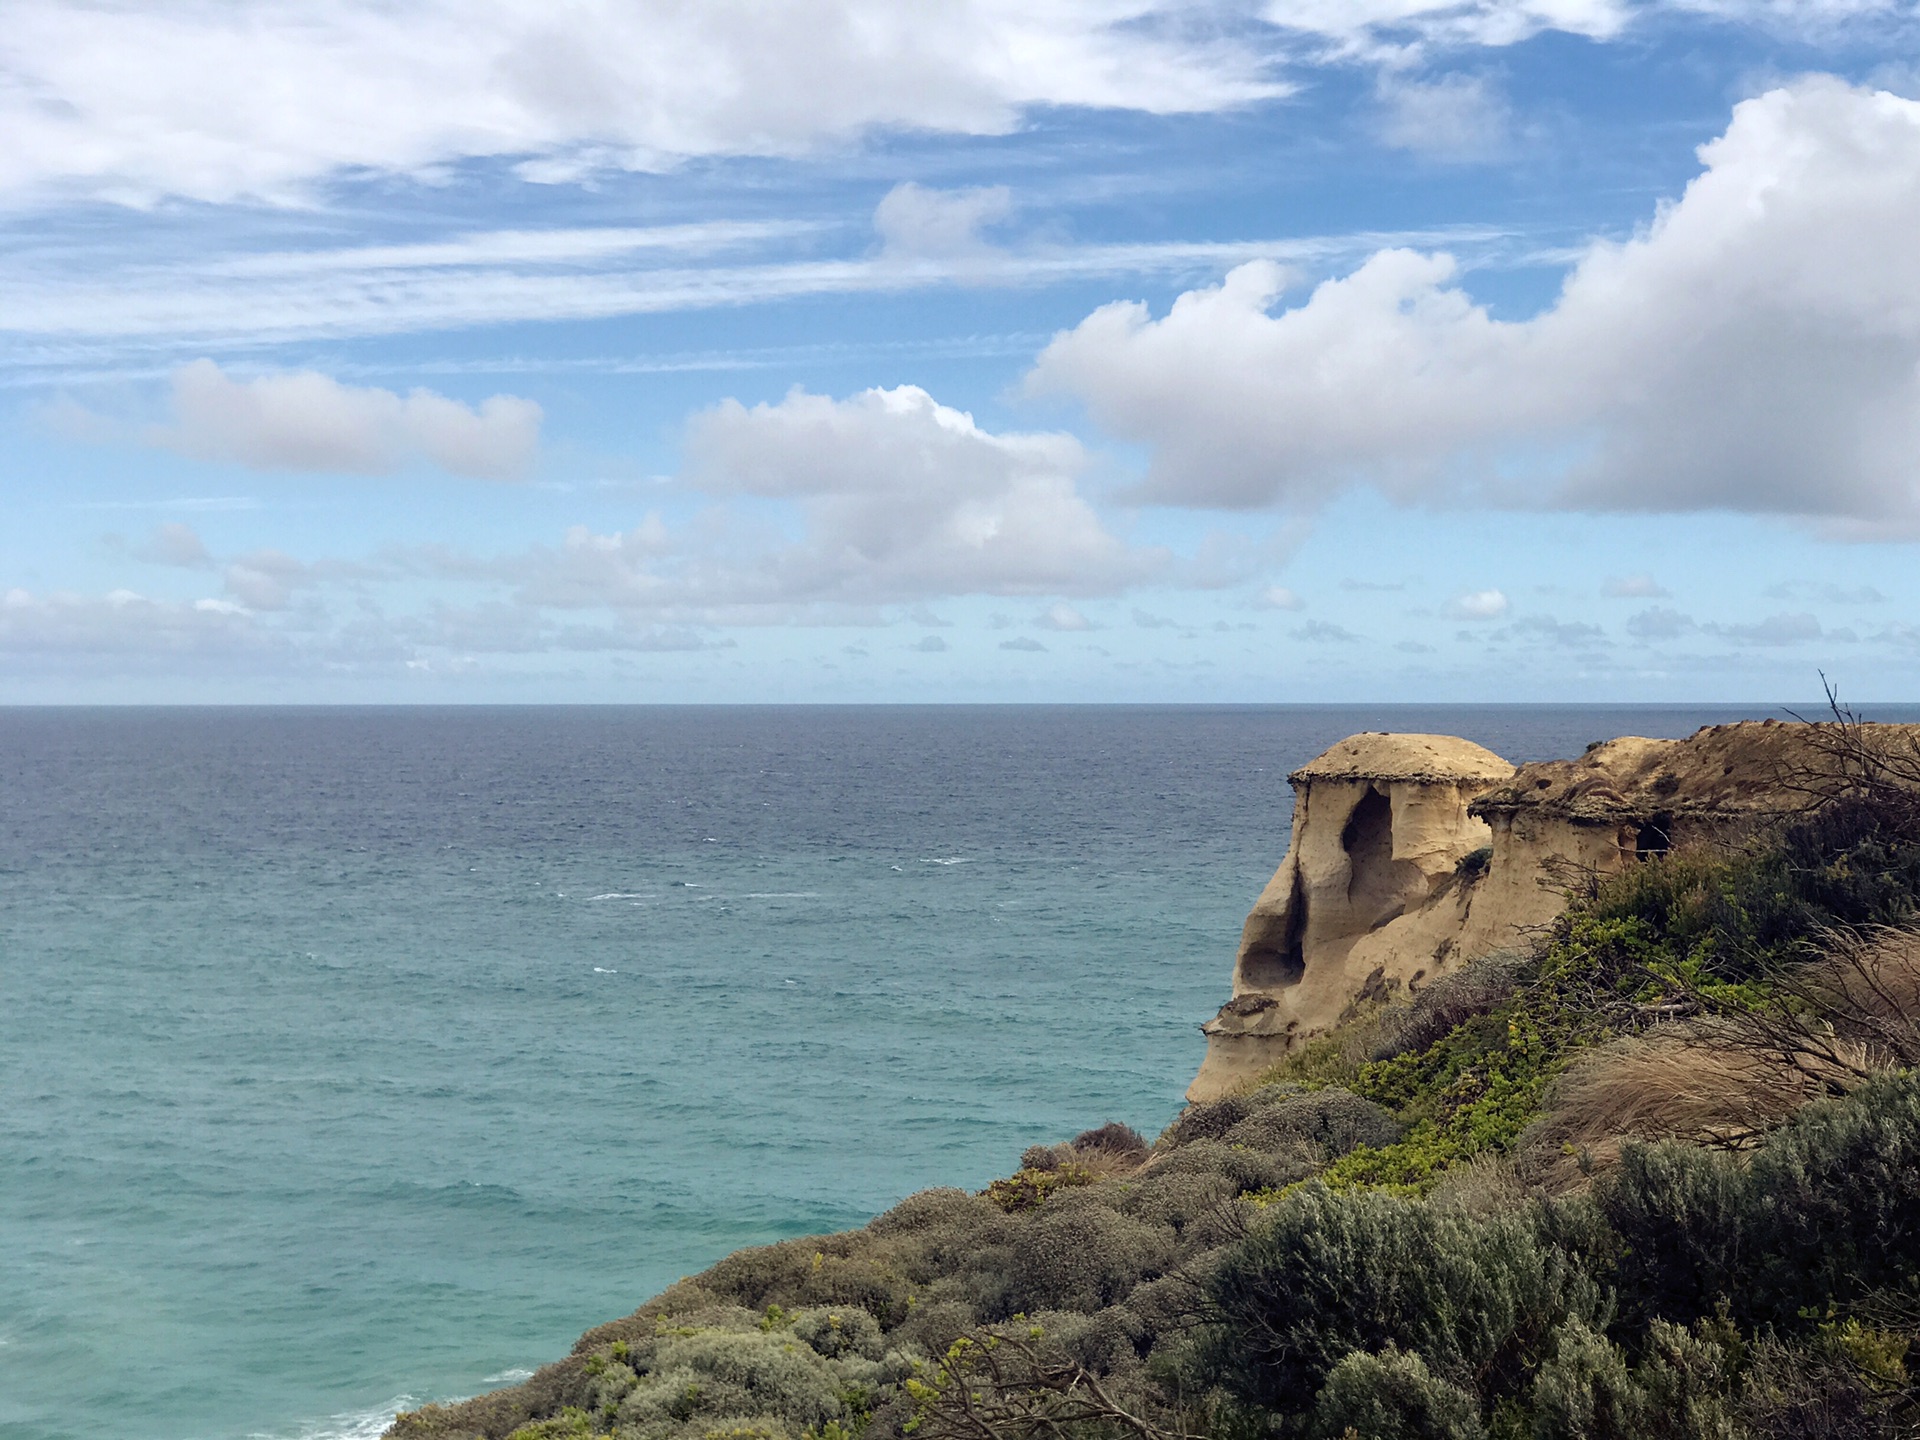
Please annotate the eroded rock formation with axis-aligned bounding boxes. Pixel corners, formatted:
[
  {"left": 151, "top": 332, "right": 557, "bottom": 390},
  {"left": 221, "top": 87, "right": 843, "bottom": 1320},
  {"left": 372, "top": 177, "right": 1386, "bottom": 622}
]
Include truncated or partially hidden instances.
[{"left": 1187, "top": 721, "right": 1846, "bottom": 1101}]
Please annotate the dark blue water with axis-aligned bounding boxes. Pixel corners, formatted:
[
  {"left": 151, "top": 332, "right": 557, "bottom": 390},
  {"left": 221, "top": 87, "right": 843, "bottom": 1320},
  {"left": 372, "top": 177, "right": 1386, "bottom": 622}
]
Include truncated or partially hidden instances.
[{"left": 0, "top": 705, "right": 1854, "bottom": 1440}]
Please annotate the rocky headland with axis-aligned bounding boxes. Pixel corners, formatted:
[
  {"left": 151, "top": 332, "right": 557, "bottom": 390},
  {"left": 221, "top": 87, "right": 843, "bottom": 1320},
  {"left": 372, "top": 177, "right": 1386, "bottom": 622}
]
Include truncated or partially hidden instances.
[{"left": 391, "top": 718, "right": 1920, "bottom": 1440}]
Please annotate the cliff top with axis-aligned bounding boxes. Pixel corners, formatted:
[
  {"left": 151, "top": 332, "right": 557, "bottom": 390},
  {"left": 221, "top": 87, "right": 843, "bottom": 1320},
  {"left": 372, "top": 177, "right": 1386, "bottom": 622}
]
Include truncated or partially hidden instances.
[
  {"left": 1288, "top": 732, "right": 1515, "bottom": 787},
  {"left": 1468, "top": 719, "right": 1914, "bottom": 822}
]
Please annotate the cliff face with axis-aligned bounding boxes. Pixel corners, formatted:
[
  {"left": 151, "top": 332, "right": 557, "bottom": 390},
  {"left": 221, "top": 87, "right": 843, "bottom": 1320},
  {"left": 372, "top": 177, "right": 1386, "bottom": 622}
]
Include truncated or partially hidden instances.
[{"left": 1187, "top": 721, "right": 1841, "bottom": 1101}]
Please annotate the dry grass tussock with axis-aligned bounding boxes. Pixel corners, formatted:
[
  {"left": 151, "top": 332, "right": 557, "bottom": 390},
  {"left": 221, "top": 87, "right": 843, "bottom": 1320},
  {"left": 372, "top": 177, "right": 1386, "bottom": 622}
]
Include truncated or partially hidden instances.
[
  {"left": 1766, "top": 925, "right": 1920, "bottom": 1076},
  {"left": 1519, "top": 1023, "right": 1868, "bottom": 1191}
]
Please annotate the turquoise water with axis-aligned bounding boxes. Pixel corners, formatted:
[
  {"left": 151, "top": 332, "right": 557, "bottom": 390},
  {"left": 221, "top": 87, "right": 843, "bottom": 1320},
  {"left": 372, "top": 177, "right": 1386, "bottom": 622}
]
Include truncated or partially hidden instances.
[{"left": 0, "top": 705, "right": 1835, "bottom": 1440}]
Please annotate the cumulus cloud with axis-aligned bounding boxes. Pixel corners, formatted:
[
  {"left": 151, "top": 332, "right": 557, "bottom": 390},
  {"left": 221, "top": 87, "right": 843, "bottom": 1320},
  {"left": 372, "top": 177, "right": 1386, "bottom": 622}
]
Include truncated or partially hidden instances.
[
  {"left": 1035, "top": 603, "right": 1095, "bottom": 631},
  {"left": 151, "top": 361, "right": 542, "bottom": 480},
  {"left": 1000, "top": 636, "right": 1047, "bottom": 651},
  {"left": 910, "top": 634, "right": 949, "bottom": 652},
  {"left": 677, "top": 385, "right": 1158, "bottom": 604},
  {"left": 1446, "top": 588, "right": 1510, "bottom": 619},
  {"left": 1257, "top": 585, "right": 1306, "bottom": 610},
  {"left": 1029, "top": 79, "right": 1920, "bottom": 530},
  {"left": 0, "top": 586, "right": 265, "bottom": 655},
  {"left": 1294, "top": 619, "right": 1359, "bottom": 642},
  {"left": 0, "top": 1, "right": 1284, "bottom": 207},
  {"left": 223, "top": 550, "right": 313, "bottom": 612},
  {"left": 1627, "top": 605, "right": 1696, "bottom": 639},
  {"left": 875, "top": 183, "right": 1012, "bottom": 260}
]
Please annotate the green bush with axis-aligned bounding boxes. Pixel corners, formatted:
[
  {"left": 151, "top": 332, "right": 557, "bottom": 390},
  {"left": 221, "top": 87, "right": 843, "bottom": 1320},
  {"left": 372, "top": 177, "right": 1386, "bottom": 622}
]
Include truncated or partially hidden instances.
[
  {"left": 615, "top": 1328, "right": 846, "bottom": 1434},
  {"left": 1307, "top": 1347, "right": 1485, "bottom": 1440},
  {"left": 1220, "top": 1088, "right": 1403, "bottom": 1160},
  {"left": 791, "top": 1307, "right": 883, "bottom": 1362},
  {"left": 1526, "top": 1320, "right": 1647, "bottom": 1440},
  {"left": 1602, "top": 1071, "right": 1920, "bottom": 1333},
  {"left": 1004, "top": 1193, "right": 1174, "bottom": 1315},
  {"left": 1199, "top": 1185, "right": 1604, "bottom": 1415}
]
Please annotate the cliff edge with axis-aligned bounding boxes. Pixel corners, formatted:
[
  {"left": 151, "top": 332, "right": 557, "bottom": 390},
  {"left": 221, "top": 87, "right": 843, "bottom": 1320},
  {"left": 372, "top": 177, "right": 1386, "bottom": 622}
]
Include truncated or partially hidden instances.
[{"left": 1188, "top": 720, "right": 1862, "bottom": 1101}]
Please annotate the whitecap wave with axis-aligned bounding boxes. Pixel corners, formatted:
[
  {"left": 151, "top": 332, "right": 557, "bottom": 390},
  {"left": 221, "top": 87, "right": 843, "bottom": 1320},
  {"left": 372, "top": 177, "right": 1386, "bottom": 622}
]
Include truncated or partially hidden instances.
[
  {"left": 920, "top": 857, "right": 970, "bottom": 866},
  {"left": 249, "top": 1395, "right": 416, "bottom": 1440},
  {"left": 587, "top": 892, "right": 653, "bottom": 901},
  {"left": 481, "top": 1368, "right": 535, "bottom": 1384}
]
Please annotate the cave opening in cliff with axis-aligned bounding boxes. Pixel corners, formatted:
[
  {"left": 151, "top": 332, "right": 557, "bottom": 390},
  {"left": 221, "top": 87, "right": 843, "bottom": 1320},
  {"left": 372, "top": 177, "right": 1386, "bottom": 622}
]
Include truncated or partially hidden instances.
[
  {"left": 1635, "top": 812, "right": 1673, "bottom": 859},
  {"left": 1239, "top": 873, "right": 1306, "bottom": 990}
]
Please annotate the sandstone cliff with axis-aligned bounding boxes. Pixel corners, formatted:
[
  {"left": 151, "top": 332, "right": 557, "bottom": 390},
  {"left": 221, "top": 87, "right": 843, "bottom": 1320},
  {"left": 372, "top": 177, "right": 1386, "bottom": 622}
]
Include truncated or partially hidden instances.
[{"left": 1188, "top": 720, "right": 1845, "bottom": 1101}]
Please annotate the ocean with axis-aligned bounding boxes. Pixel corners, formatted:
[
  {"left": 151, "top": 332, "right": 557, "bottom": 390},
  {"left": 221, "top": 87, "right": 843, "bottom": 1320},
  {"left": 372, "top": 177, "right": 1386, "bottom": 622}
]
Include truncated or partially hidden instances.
[{"left": 0, "top": 704, "right": 1866, "bottom": 1440}]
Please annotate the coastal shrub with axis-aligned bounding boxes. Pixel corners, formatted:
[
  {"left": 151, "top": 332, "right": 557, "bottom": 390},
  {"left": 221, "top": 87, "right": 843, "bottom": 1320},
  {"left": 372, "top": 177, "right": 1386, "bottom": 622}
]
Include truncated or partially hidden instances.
[
  {"left": 790, "top": 1308, "right": 883, "bottom": 1361},
  {"left": 1734, "top": 1335, "right": 1885, "bottom": 1440},
  {"left": 982, "top": 1163, "right": 1099, "bottom": 1213},
  {"left": 1306, "top": 1348, "right": 1485, "bottom": 1440},
  {"left": 1152, "top": 1138, "right": 1314, "bottom": 1195},
  {"left": 1371, "top": 952, "right": 1528, "bottom": 1062},
  {"left": 1070, "top": 1121, "right": 1151, "bottom": 1164},
  {"left": 1004, "top": 1193, "right": 1174, "bottom": 1315},
  {"left": 1199, "top": 1184, "right": 1605, "bottom": 1413},
  {"left": 614, "top": 1328, "right": 846, "bottom": 1434},
  {"left": 1117, "top": 1170, "right": 1238, "bottom": 1239},
  {"left": 1162, "top": 1093, "right": 1254, "bottom": 1146},
  {"left": 1220, "top": 1087, "right": 1403, "bottom": 1160},
  {"left": 1601, "top": 1071, "right": 1920, "bottom": 1333},
  {"left": 888, "top": 1297, "right": 976, "bottom": 1361},
  {"left": 1526, "top": 1320, "right": 1649, "bottom": 1440}
]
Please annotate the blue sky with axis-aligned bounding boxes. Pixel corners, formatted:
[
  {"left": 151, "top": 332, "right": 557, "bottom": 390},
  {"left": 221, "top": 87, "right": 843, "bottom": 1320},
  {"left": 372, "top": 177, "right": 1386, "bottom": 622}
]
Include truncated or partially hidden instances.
[{"left": 5, "top": 1, "right": 1920, "bottom": 703}]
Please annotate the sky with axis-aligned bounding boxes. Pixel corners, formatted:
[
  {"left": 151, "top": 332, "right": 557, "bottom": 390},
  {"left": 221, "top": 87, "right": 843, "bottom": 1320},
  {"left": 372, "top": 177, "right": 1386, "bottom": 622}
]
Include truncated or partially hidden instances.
[{"left": 5, "top": 1, "right": 1920, "bottom": 704}]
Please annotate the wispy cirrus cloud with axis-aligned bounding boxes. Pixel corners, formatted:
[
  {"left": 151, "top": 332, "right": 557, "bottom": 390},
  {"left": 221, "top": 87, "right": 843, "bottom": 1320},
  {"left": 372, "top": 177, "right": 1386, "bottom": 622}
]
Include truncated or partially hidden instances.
[{"left": 0, "top": 222, "right": 1514, "bottom": 360}]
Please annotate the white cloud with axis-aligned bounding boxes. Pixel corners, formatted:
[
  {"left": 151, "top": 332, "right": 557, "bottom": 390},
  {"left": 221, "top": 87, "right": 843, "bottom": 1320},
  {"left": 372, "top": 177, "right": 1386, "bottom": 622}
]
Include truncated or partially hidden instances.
[
  {"left": 0, "top": 585, "right": 267, "bottom": 654},
  {"left": 675, "top": 385, "right": 1158, "bottom": 604},
  {"left": 1256, "top": 584, "right": 1306, "bottom": 609},
  {"left": 875, "top": 183, "right": 1012, "bottom": 261},
  {"left": 1447, "top": 588, "right": 1511, "bottom": 618},
  {"left": 1028, "top": 78, "right": 1920, "bottom": 530},
  {"left": 152, "top": 361, "right": 542, "bottom": 480},
  {"left": 1262, "top": 0, "right": 1631, "bottom": 57},
  {"left": 1374, "top": 72, "right": 1511, "bottom": 159},
  {"left": 0, "top": 1, "right": 1284, "bottom": 208},
  {"left": 1035, "top": 602, "right": 1095, "bottom": 630},
  {"left": 0, "top": 224, "right": 1510, "bottom": 353}
]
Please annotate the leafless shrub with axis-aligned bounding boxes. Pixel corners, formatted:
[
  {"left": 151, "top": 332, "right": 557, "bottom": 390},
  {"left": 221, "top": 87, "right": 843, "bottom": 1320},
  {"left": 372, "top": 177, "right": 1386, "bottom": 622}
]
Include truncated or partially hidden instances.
[
  {"left": 1784, "top": 679, "right": 1920, "bottom": 825},
  {"left": 904, "top": 1328, "right": 1201, "bottom": 1440},
  {"left": 1669, "top": 927, "right": 1920, "bottom": 1091}
]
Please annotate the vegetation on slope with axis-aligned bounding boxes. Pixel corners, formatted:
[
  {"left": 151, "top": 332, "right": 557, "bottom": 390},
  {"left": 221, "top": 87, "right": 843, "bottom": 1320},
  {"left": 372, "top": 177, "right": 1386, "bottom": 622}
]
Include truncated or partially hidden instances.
[{"left": 391, "top": 718, "right": 1920, "bottom": 1440}]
